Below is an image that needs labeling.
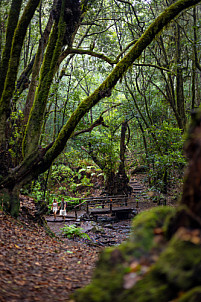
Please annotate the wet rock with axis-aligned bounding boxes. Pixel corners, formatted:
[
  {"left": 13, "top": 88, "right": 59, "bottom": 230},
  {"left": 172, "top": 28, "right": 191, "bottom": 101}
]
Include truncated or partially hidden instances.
[
  {"left": 104, "top": 224, "right": 114, "bottom": 229},
  {"left": 97, "top": 216, "right": 117, "bottom": 223},
  {"left": 91, "top": 224, "right": 105, "bottom": 234}
]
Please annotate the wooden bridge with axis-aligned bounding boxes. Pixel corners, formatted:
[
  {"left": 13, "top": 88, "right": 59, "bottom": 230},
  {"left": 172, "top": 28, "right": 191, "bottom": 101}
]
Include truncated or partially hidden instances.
[
  {"left": 47, "top": 179, "right": 148, "bottom": 222},
  {"left": 70, "top": 194, "right": 138, "bottom": 220}
]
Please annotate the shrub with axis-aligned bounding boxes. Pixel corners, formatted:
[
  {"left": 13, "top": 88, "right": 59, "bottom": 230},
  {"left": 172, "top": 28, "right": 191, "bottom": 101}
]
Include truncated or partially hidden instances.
[{"left": 60, "top": 224, "right": 91, "bottom": 240}]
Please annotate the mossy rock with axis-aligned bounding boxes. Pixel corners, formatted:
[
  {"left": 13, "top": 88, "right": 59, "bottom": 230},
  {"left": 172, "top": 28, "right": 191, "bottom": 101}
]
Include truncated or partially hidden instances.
[
  {"left": 154, "top": 233, "right": 201, "bottom": 290},
  {"left": 74, "top": 228, "right": 201, "bottom": 302},
  {"left": 177, "top": 286, "right": 201, "bottom": 302},
  {"left": 73, "top": 206, "right": 176, "bottom": 302},
  {"left": 130, "top": 206, "right": 176, "bottom": 252},
  {"left": 126, "top": 233, "right": 201, "bottom": 302}
]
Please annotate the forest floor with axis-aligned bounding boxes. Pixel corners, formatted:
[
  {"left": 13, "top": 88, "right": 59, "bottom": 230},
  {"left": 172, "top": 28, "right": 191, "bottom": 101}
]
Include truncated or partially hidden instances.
[{"left": 0, "top": 174, "right": 178, "bottom": 302}]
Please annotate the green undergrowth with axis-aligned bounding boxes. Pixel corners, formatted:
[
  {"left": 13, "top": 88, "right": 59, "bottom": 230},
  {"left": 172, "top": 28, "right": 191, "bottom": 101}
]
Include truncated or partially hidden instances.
[{"left": 60, "top": 224, "right": 91, "bottom": 240}]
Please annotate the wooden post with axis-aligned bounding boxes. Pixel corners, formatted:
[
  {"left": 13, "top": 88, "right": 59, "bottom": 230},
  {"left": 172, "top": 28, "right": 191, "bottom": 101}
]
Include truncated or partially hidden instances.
[{"left": 110, "top": 199, "right": 112, "bottom": 213}]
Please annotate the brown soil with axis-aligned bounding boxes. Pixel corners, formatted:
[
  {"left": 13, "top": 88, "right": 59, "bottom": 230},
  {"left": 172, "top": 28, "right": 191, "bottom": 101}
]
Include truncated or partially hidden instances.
[{"left": 0, "top": 211, "right": 99, "bottom": 302}]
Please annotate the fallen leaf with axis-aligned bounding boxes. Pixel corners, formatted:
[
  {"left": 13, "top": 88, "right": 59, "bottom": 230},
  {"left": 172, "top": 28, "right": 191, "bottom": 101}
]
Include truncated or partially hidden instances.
[
  {"left": 154, "top": 228, "right": 164, "bottom": 235},
  {"left": 123, "top": 272, "right": 141, "bottom": 289},
  {"left": 130, "top": 261, "right": 141, "bottom": 272},
  {"left": 14, "top": 280, "right": 26, "bottom": 286}
]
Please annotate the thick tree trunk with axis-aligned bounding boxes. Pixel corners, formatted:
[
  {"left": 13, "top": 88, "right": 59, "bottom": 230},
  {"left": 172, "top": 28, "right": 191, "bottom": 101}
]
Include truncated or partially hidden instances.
[
  {"left": 167, "top": 109, "right": 201, "bottom": 236},
  {"left": 0, "top": 0, "right": 41, "bottom": 146},
  {"left": 0, "top": 0, "right": 23, "bottom": 99},
  {"left": 23, "top": 15, "right": 53, "bottom": 125},
  {"left": 22, "top": 0, "right": 81, "bottom": 157},
  {"left": 1, "top": 186, "right": 20, "bottom": 218},
  {"left": 104, "top": 122, "right": 132, "bottom": 196},
  {"left": 181, "top": 110, "right": 201, "bottom": 217}
]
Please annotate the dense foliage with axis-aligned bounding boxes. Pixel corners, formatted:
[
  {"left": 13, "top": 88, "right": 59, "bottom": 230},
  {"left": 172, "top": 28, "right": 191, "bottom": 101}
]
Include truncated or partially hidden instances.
[{"left": 0, "top": 0, "right": 201, "bottom": 216}]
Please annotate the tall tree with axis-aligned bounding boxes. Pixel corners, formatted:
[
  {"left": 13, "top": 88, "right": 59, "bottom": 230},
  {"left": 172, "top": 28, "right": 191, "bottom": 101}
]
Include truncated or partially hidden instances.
[{"left": 0, "top": 0, "right": 200, "bottom": 217}]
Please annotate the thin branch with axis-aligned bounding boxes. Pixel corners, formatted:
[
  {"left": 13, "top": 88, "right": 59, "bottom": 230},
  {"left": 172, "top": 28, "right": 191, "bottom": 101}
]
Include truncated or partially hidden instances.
[
  {"left": 85, "top": 22, "right": 116, "bottom": 37},
  {"left": 115, "top": 39, "right": 138, "bottom": 61},
  {"left": 72, "top": 104, "right": 121, "bottom": 137},
  {"left": 68, "top": 47, "right": 117, "bottom": 65},
  {"left": 72, "top": 116, "right": 109, "bottom": 138},
  {"left": 133, "top": 63, "right": 174, "bottom": 74},
  {"left": 100, "top": 103, "right": 122, "bottom": 116}
]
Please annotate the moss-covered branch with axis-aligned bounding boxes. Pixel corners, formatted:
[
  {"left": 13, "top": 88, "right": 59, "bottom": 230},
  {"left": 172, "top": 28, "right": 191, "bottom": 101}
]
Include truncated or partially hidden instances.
[
  {"left": 22, "top": 23, "right": 59, "bottom": 157},
  {"left": 58, "top": 40, "right": 138, "bottom": 69},
  {"left": 44, "top": 0, "right": 199, "bottom": 165},
  {"left": 67, "top": 47, "right": 117, "bottom": 65},
  {"left": 133, "top": 63, "right": 173, "bottom": 73},
  {"left": 72, "top": 116, "right": 109, "bottom": 138}
]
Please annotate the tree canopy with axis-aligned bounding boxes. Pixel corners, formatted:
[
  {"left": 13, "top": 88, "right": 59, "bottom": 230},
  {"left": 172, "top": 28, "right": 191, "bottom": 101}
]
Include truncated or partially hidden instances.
[{"left": 0, "top": 0, "right": 201, "bottom": 217}]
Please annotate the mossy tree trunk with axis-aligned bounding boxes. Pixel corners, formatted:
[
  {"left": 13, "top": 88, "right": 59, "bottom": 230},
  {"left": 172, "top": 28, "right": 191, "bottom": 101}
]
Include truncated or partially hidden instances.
[
  {"left": 0, "top": 0, "right": 200, "bottom": 217},
  {"left": 0, "top": 186, "right": 21, "bottom": 218},
  {"left": 0, "top": 0, "right": 41, "bottom": 146},
  {"left": 169, "top": 109, "right": 201, "bottom": 232},
  {"left": 22, "top": 0, "right": 81, "bottom": 157},
  {"left": 23, "top": 8, "right": 54, "bottom": 125},
  {"left": 0, "top": 0, "right": 23, "bottom": 99}
]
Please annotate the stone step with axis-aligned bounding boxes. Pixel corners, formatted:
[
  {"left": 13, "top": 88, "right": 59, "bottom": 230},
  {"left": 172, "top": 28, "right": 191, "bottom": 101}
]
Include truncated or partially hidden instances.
[
  {"left": 130, "top": 186, "right": 144, "bottom": 190},
  {"left": 129, "top": 180, "right": 146, "bottom": 197}
]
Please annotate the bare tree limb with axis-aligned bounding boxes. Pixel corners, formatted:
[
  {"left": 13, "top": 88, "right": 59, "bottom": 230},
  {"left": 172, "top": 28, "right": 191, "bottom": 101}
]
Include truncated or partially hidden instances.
[{"left": 72, "top": 116, "right": 109, "bottom": 137}]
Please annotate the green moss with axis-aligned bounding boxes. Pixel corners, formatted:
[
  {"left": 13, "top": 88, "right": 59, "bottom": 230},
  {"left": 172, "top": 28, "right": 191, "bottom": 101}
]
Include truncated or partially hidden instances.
[
  {"left": 177, "top": 287, "right": 201, "bottom": 302},
  {"left": 116, "top": 232, "right": 201, "bottom": 302},
  {"left": 130, "top": 206, "right": 175, "bottom": 251},
  {"left": 120, "top": 274, "right": 171, "bottom": 302},
  {"left": 74, "top": 265, "right": 125, "bottom": 302},
  {"left": 125, "top": 233, "right": 201, "bottom": 302},
  {"left": 155, "top": 235, "right": 201, "bottom": 289},
  {"left": 1, "top": 187, "right": 20, "bottom": 218}
]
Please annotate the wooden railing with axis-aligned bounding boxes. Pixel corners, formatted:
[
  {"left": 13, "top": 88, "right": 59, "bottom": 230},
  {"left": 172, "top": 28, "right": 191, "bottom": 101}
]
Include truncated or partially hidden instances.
[{"left": 71, "top": 195, "right": 129, "bottom": 219}]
